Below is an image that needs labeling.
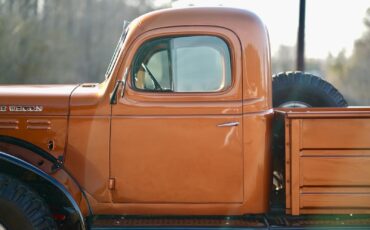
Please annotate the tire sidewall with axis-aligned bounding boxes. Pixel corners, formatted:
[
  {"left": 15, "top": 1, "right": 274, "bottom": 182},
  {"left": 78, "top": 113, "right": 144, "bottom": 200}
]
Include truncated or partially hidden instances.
[{"left": 0, "top": 198, "right": 34, "bottom": 230}]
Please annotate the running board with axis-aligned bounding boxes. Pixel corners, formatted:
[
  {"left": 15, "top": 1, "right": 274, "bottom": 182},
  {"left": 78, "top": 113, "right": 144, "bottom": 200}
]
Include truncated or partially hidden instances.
[
  {"left": 89, "top": 214, "right": 370, "bottom": 230},
  {"left": 90, "top": 215, "right": 267, "bottom": 229}
]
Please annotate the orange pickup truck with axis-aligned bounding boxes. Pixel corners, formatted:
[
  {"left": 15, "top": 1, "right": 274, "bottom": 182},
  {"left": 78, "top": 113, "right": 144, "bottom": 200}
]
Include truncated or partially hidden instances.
[{"left": 0, "top": 7, "right": 370, "bottom": 230}]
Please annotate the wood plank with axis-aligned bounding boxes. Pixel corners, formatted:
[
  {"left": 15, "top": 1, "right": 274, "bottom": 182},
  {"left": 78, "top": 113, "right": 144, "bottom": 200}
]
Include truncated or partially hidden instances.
[
  {"left": 301, "top": 119, "right": 370, "bottom": 149},
  {"left": 300, "top": 157, "right": 370, "bottom": 186},
  {"left": 301, "top": 187, "right": 370, "bottom": 194},
  {"left": 285, "top": 118, "right": 291, "bottom": 209},
  {"left": 301, "top": 149, "right": 370, "bottom": 157},
  {"left": 290, "top": 119, "right": 301, "bottom": 215},
  {"left": 301, "top": 194, "right": 370, "bottom": 208},
  {"left": 300, "top": 208, "right": 370, "bottom": 215}
]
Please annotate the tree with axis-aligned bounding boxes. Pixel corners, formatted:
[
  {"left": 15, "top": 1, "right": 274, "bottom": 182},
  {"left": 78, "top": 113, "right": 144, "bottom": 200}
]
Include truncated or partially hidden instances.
[
  {"left": 0, "top": 0, "right": 157, "bottom": 84},
  {"left": 326, "top": 8, "right": 370, "bottom": 105},
  {"left": 272, "top": 45, "right": 295, "bottom": 74}
]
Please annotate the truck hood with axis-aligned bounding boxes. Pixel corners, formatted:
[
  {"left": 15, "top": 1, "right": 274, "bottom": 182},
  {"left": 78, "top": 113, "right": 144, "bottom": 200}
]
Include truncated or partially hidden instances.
[{"left": 0, "top": 84, "right": 80, "bottom": 115}]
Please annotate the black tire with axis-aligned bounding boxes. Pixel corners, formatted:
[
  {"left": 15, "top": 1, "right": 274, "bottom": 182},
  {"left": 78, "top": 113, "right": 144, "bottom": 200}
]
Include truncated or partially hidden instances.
[
  {"left": 272, "top": 71, "right": 348, "bottom": 107},
  {"left": 270, "top": 72, "right": 347, "bottom": 212},
  {"left": 0, "top": 174, "right": 57, "bottom": 230}
]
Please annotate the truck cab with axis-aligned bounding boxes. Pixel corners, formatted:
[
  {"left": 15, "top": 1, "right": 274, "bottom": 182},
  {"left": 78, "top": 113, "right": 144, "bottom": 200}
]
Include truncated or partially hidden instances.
[{"left": 66, "top": 7, "right": 273, "bottom": 215}]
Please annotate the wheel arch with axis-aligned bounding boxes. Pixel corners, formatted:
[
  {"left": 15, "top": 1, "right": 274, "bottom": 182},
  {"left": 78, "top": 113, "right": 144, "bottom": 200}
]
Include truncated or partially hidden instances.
[{"left": 0, "top": 150, "right": 89, "bottom": 230}]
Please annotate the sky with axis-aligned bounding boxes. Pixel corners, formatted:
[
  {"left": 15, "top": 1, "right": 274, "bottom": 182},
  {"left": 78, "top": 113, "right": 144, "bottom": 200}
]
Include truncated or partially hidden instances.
[{"left": 155, "top": 0, "right": 370, "bottom": 59}]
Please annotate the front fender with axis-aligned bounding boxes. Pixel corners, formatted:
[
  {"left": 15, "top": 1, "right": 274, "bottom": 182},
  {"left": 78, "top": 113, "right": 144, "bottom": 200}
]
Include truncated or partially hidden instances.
[{"left": 0, "top": 151, "right": 88, "bottom": 230}]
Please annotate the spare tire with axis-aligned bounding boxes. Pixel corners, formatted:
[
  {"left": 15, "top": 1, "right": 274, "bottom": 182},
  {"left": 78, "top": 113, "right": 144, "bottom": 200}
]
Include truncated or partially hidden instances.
[
  {"left": 272, "top": 71, "right": 348, "bottom": 108},
  {"left": 270, "top": 72, "right": 347, "bottom": 212}
]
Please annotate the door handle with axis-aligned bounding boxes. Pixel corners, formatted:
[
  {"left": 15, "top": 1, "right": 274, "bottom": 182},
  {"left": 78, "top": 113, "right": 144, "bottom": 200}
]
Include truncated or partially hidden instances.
[{"left": 217, "top": 122, "right": 240, "bottom": 127}]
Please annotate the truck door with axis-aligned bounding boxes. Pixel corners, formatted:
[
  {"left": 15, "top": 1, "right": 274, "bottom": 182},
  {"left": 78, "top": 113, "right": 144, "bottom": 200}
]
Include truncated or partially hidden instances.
[{"left": 111, "top": 27, "right": 244, "bottom": 204}]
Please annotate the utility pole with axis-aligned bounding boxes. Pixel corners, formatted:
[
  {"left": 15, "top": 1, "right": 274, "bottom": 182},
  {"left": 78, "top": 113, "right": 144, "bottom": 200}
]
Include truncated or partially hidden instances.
[{"left": 297, "top": 0, "right": 306, "bottom": 71}]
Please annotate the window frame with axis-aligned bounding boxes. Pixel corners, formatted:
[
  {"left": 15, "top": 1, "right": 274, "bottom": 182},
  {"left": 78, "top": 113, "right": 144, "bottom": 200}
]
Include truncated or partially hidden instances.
[
  {"left": 130, "top": 35, "right": 233, "bottom": 94},
  {"left": 105, "top": 21, "right": 130, "bottom": 79}
]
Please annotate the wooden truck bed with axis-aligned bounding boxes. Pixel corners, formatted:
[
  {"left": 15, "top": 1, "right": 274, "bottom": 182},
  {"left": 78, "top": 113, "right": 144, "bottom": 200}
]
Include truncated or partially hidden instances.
[{"left": 279, "top": 107, "right": 370, "bottom": 216}]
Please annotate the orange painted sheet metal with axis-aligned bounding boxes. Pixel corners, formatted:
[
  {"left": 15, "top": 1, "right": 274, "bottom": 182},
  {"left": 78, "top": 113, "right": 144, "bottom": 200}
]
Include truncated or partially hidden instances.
[
  {"left": 0, "top": 84, "right": 78, "bottom": 115},
  {"left": 278, "top": 107, "right": 370, "bottom": 215},
  {"left": 111, "top": 116, "right": 244, "bottom": 204},
  {"left": 0, "top": 116, "right": 68, "bottom": 159}
]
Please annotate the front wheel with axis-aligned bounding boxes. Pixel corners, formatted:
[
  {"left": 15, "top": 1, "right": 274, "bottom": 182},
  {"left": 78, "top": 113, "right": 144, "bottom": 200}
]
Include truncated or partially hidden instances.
[{"left": 0, "top": 174, "right": 57, "bottom": 230}]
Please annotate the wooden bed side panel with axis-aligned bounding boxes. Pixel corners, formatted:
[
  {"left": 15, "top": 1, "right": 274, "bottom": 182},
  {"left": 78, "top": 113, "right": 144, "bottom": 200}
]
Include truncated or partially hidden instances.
[{"left": 285, "top": 115, "right": 370, "bottom": 215}]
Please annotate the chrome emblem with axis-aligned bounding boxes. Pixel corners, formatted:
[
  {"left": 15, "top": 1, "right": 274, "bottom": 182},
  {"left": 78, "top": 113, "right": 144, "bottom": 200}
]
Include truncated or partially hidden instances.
[{"left": 0, "top": 105, "right": 43, "bottom": 112}]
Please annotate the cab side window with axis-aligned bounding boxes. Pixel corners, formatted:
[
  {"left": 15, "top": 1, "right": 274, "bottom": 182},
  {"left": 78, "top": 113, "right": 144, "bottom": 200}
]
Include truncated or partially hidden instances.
[{"left": 132, "top": 36, "right": 231, "bottom": 93}]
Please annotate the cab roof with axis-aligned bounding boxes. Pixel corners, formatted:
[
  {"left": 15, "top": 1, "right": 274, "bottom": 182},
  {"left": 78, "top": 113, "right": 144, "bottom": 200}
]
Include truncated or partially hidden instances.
[{"left": 130, "top": 7, "right": 265, "bottom": 35}]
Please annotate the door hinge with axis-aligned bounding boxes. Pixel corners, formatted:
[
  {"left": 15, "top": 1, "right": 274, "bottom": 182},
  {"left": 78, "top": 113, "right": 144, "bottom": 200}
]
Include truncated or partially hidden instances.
[{"left": 108, "top": 178, "right": 116, "bottom": 190}]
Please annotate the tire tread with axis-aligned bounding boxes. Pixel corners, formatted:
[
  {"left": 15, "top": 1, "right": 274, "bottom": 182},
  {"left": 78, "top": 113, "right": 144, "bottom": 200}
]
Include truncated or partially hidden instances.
[
  {"left": 272, "top": 71, "right": 348, "bottom": 107},
  {"left": 0, "top": 174, "right": 57, "bottom": 230}
]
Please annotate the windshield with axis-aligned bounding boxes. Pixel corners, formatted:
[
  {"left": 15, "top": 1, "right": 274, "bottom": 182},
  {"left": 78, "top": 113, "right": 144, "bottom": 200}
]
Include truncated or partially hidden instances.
[{"left": 105, "top": 21, "right": 130, "bottom": 79}]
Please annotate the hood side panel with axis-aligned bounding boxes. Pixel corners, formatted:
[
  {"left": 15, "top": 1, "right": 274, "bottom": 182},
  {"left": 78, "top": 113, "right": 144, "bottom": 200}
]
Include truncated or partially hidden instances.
[
  {"left": 0, "top": 85, "right": 78, "bottom": 116},
  {"left": 0, "top": 116, "right": 68, "bottom": 159},
  {"left": 0, "top": 84, "right": 79, "bottom": 159}
]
